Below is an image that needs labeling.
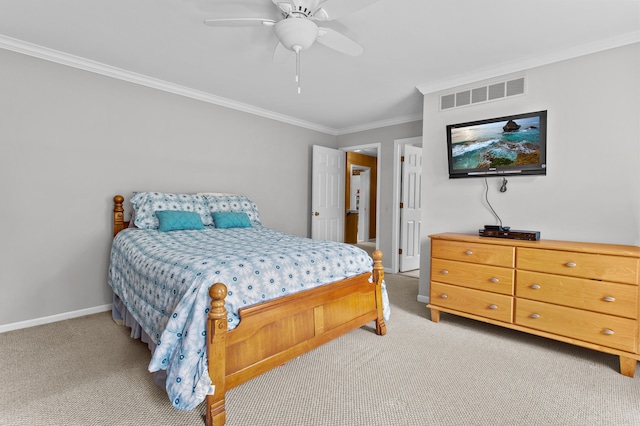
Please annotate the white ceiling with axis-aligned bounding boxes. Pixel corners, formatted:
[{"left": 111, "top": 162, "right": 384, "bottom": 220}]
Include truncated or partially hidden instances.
[{"left": 1, "top": 0, "right": 638, "bottom": 134}]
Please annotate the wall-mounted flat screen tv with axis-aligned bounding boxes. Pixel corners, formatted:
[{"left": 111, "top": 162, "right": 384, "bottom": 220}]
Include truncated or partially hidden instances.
[{"left": 446, "top": 110, "right": 547, "bottom": 179}]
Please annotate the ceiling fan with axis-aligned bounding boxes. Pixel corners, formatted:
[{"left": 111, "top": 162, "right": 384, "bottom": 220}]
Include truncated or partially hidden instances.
[{"left": 203, "top": 0, "right": 380, "bottom": 93}]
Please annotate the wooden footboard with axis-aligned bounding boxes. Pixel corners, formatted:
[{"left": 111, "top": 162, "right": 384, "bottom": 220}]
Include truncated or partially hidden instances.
[{"left": 205, "top": 251, "right": 386, "bottom": 426}]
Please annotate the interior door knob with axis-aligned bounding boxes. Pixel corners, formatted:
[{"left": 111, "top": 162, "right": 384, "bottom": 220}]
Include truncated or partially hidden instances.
[{"left": 313, "top": 212, "right": 320, "bottom": 216}]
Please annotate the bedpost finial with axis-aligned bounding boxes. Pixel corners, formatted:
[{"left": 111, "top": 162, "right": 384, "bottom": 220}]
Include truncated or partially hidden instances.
[
  {"left": 209, "top": 283, "right": 228, "bottom": 321},
  {"left": 372, "top": 250, "right": 383, "bottom": 272},
  {"left": 372, "top": 249, "right": 384, "bottom": 286},
  {"left": 209, "top": 283, "right": 227, "bottom": 301},
  {"left": 113, "top": 195, "right": 126, "bottom": 237}
]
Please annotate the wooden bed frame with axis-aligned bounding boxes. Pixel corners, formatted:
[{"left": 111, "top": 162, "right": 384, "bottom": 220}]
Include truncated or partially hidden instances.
[{"left": 112, "top": 195, "right": 387, "bottom": 426}]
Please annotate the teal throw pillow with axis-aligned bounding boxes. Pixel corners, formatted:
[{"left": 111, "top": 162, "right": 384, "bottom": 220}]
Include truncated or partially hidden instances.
[
  {"left": 156, "top": 210, "right": 204, "bottom": 232},
  {"left": 212, "top": 212, "right": 252, "bottom": 229}
]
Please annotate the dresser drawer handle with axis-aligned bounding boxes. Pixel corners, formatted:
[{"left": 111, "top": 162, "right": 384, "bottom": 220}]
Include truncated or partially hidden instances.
[
  {"left": 602, "top": 329, "right": 615, "bottom": 335},
  {"left": 440, "top": 294, "right": 448, "bottom": 299},
  {"left": 488, "top": 304, "right": 498, "bottom": 310},
  {"left": 565, "top": 262, "right": 577, "bottom": 268},
  {"left": 530, "top": 284, "right": 541, "bottom": 290},
  {"left": 529, "top": 313, "right": 541, "bottom": 319},
  {"left": 440, "top": 269, "right": 449, "bottom": 275},
  {"left": 489, "top": 277, "right": 499, "bottom": 283},
  {"left": 603, "top": 296, "right": 616, "bottom": 302},
  {"left": 465, "top": 250, "right": 473, "bottom": 255}
]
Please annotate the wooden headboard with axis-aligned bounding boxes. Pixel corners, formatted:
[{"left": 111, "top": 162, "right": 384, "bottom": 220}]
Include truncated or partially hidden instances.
[{"left": 113, "top": 195, "right": 130, "bottom": 237}]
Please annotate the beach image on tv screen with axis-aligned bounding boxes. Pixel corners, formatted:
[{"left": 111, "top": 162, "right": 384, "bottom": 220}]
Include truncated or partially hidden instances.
[{"left": 451, "top": 116, "right": 541, "bottom": 170}]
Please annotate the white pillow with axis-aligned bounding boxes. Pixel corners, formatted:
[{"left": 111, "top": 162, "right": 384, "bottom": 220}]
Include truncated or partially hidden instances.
[{"left": 131, "top": 192, "right": 212, "bottom": 229}]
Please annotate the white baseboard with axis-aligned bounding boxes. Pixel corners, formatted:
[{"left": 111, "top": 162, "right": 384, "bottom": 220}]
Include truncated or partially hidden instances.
[
  {"left": 417, "top": 294, "right": 430, "bottom": 304},
  {"left": 0, "top": 304, "right": 113, "bottom": 334}
]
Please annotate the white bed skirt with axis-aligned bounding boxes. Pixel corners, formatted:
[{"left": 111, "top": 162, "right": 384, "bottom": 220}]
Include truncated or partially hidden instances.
[{"left": 111, "top": 293, "right": 167, "bottom": 388}]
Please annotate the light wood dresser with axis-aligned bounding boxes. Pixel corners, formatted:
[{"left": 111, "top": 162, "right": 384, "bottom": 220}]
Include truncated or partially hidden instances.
[{"left": 427, "top": 232, "right": 640, "bottom": 377}]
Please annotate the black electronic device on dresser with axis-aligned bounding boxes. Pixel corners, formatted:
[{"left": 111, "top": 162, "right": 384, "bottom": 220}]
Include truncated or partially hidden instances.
[{"left": 479, "top": 225, "right": 540, "bottom": 241}]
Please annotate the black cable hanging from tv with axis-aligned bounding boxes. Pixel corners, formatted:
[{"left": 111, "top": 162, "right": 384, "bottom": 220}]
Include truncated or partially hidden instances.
[{"left": 484, "top": 177, "right": 504, "bottom": 228}]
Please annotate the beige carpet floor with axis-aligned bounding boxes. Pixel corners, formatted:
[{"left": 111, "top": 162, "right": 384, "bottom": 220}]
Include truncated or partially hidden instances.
[{"left": 1, "top": 274, "right": 639, "bottom": 426}]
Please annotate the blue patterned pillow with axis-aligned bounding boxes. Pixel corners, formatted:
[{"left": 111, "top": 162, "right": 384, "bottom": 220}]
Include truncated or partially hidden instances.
[
  {"left": 212, "top": 212, "right": 252, "bottom": 229},
  {"left": 156, "top": 210, "right": 204, "bottom": 232},
  {"left": 131, "top": 192, "right": 212, "bottom": 229},
  {"left": 204, "top": 195, "right": 261, "bottom": 227}
]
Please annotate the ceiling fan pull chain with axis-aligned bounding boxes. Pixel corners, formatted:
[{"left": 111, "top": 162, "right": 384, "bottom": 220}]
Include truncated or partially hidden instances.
[{"left": 295, "top": 46, "right": 301, "bottom": 94}]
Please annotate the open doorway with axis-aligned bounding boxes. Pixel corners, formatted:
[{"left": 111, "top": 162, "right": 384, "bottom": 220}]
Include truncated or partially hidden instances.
[
  {"left": 342, "top": 144, "right": 381, "bottom": 257},
  {"left": 349, "top": 166, "right": 370, "bottom": 242}
]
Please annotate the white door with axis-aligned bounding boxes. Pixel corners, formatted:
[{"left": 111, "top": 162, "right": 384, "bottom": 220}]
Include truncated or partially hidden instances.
[
  {"left": 399, "top": 145, "right": 422, "bottom": 271},
  {"left": 312, "top": 145, "right": 345, "bottom": 241}
]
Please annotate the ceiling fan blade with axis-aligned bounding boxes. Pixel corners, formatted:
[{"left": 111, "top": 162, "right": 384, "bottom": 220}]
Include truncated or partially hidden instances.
[
  {"left": 316, "top": 27, "right": 363, "bottom": 56},
  {"left": 272, "top": 1, "right": 293, "bottom": 15},
  {"left": 272, "top": 41, "right": 293, "bottom": 63},
  {"left": 204, "top": 18, "right": 276, "bottom": 27},
  {"left": 196, "top": 1, "right": 279, "bottom": 16},
  {"left": 312, "top": 0, "right": 379, "bottom": 21}
]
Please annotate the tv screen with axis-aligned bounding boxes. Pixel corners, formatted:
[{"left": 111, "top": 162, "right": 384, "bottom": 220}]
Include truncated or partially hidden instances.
[{"left": 446, "top": 110, "right": 547, "bottom": 179}]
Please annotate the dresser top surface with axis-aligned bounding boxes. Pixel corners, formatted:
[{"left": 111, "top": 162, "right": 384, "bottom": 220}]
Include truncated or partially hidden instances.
[{"left": 430, "top": 233, "right": 640, "bottom": 258}]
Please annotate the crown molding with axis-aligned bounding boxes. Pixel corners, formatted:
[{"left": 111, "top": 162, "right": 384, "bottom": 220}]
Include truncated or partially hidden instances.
[
  {"left": 417, "top": 30, "right": 640, "bottom": 95},
  {"left": 336, "top": 113, "right": 423, "bottom": 136},
  {"left": 0, "top": 35, "right": 338, "bottom": 135}
]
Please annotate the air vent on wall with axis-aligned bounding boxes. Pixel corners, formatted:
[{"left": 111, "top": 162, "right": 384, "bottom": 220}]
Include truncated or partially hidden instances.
[
  {"left": 488, "top": 82, "right": 505, "bottom": 100},
  {"left": 440, "top": 94, "right": 455, "bottom": 110},
  {"left": 471, "top": 87, "right": 487, "bottom": 103},
  {"left": 440, "top": 77, "right": 526, "bottom": 110},
  {"left": 506, "top": 77, "right": 525, "bottom": 96},
  {"left": 455, "top": 90, "right": 471, "bottom": 107}
]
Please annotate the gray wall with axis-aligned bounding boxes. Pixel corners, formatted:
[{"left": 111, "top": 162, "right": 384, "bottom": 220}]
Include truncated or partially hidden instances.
[
  {"left": 0, "top": 49, "right": 336, "bottom": 326},
  {"left": 419, "top": 43, "right": 640, "bottom": 299},
  {"left": 337, "top": 121, "right": 424, "bottom": 270}
]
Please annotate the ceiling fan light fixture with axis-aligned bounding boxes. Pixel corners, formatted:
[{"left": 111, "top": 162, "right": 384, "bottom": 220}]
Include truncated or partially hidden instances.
[{"left": 274, "top": 18, "right": 319, "bottom": 51}]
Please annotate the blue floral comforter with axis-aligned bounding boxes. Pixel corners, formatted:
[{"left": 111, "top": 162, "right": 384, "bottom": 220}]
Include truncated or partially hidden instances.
[{"left": 108, "top": 226, "right": 381, "bottom": 411}]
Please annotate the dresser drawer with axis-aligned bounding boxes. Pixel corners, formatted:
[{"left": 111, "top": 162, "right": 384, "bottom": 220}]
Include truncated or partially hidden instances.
[
  {"left": 431, "top": 282, "right": 513, "bottom": 323},
  {"left": 432, "top": 239, "right": 514, "bottom": 268},
  {"left": 432, "top": 258, "right": 514, "bottom": 295},
  {"left": 515, "top": 299, "right": 637, "bottom": 352},
  {"left": 516, "top": 270, "right": 638, "bottom": 319},
  {"left": 517, "top": 248, "right": 639, "bottom": 284}
]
